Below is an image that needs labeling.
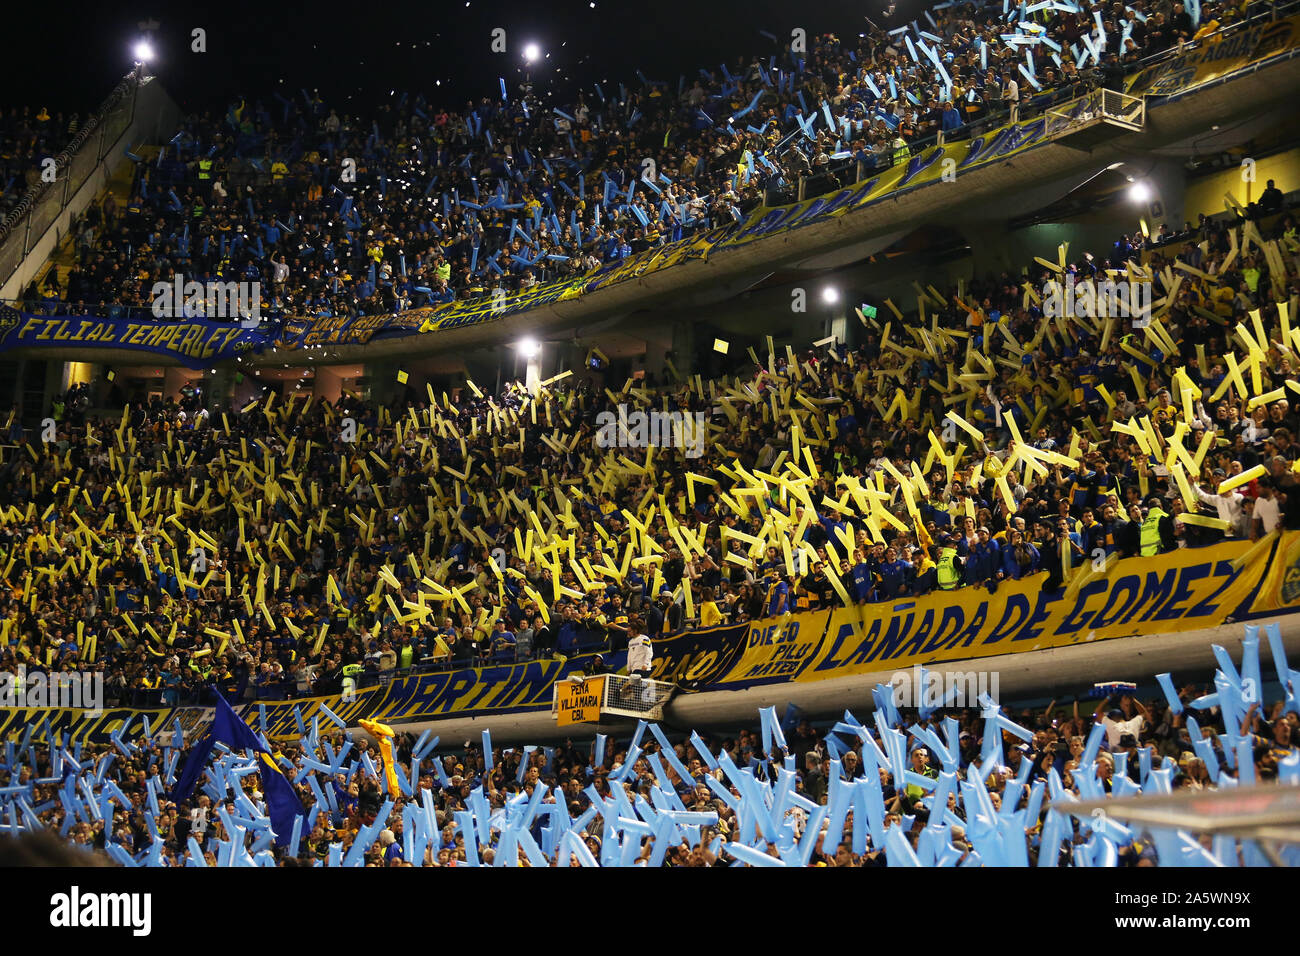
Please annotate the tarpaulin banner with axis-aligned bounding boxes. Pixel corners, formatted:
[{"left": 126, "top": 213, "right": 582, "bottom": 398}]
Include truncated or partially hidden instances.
[
  {"left": 0, "top": 704, "right": 211, "bottom": 745},
  {"left": 6, "top": 538, "right": 1291, "bottom": 738},
  {"left": 1249, "top": 530, "right": 1300, "bottom": 614},
  {"left": 1125, "top": 13, "right": 1300, "bottom": 97},
  {"left": 708, "top": 537, "right": 1271, "bottom": 690}
]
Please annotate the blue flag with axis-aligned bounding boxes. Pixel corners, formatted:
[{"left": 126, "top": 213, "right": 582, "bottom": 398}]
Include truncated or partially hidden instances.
[{"left": 171, "top": 689, "right": 304, "bottom": 847}]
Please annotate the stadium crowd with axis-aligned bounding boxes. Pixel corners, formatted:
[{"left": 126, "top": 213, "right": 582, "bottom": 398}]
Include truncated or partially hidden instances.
[
  {"left": 2, "top": 193, "right": 1299, "bottom": 709},
  {"left": 12, "top": 0, "right": 1267, "bottom": 318},
  {"left": 0, "top": 107, "right": 84, "bottom": 220},
  {"left": 0, "top": 663, "right": 1295, "bottom": 866}
]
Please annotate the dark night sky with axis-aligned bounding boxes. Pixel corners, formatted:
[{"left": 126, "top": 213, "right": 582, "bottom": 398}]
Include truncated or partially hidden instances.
[{"left": 9, "top": 0, "right": 934, "bottom": 118}]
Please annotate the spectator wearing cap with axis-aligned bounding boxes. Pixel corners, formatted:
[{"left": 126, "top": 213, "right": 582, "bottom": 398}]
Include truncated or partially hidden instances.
[{"left": 1096, "top": 693, "right": 1150, "bottom": 749}]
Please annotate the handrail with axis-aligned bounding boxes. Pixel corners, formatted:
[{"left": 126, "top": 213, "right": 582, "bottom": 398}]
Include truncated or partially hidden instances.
[{"left": 0, "top": 71, "right": 142, "bottom": 288}]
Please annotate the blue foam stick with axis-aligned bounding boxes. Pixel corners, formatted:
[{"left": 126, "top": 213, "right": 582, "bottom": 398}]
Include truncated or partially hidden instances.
[
  {"left": 1155, "top": 673, "right": 1183, "bottom": 715},
  {"left": 725, "top": 841, "right": 785, "bottom": 867},
  {"left": 481, "top": 730, "right": 493, "bottom": 772},
  {"left": 1241, "top": 631, "right": 1263, "bottom": 707},
  {"left": 704, "top": 775, "right": 739, "bottom": 810},
  {"left": 882, "top": 823, "right": 922, "bottom": 867},
  {"left": 317, "top": 702, "right": 347, "bottom": 730},
  {"left": 1264, "top": 621, "right": 1290, "bottom": 687}
]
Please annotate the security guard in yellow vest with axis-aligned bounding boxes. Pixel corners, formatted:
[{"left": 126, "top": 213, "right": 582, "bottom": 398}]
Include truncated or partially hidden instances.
[
  {"left": 935, "top": 531, "right": 962, "bottom": 590},
  {"left": 342, "top": 661, "right": 364, "bottom": 699},
  {"left": 198, "top": 158, "right": 213, "bottom": 180},
  {"left": 892, "top": 136, "right": 910, "bottom": 166},
  {"left": 1140, "top": 498, "right": 1171, "bottom": 557}
]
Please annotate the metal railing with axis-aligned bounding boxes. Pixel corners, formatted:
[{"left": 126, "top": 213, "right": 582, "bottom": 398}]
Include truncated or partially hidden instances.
[
  {"left": 0, "top": 71, "right": 142, "bottom": 291},
  {"left": 1046, "top": 88, "right": 1147, "bottom": 132}
]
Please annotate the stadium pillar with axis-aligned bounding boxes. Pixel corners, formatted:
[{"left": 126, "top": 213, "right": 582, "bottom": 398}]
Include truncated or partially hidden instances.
[
  {"left": 366, "top": 360, "right": 402, "bottom": 405},
  {"left": 207, "top": 364, "right": 237, "bottom": 407},
  {"left": 670, "top": 319, "right": 695, "bottom": 378}
]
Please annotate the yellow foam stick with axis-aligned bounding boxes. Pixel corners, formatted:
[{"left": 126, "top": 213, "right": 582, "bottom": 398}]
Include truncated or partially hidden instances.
[
  {"left": 1248, "top": 387, "right": 1286, "bottom": 410},
  {"left": 1127, "top": 364, "right": 1147, "bottom": 403},
  {"left": 1218, "top": 465, "right": 1266, "bottom": 494},
  {"left": 1230, "top": 530, "right": 1276, "bottom": 573},
  {"left": 1179, "top": 513, "right": 1229, "bottom": 531},
  {"left": 943, "top": 409, "right": 985, "bottom": 442}
]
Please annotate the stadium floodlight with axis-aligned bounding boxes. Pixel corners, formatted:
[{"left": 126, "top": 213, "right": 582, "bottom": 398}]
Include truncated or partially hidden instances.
[
  {"left": 1128, "top": 180, "right": 1151, "bottom": 204},
  {"left": 518, "top": 336, "right": 541, "bottom": 358},
  {"left": 133, "top": 40, "right": 155, "bottom": 62},
  {"left": 523, "top": 43, "right": 541, "bottom": 63},
  {"left": 822, "top": 286, "right": 840, "bottom": 304}
]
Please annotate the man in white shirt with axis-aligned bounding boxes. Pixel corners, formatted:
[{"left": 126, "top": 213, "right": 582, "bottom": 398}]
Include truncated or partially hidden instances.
[
  {"left": 1195, "top": 473, "right": 1247, "bottom": 534},
  {"left": 626, "top": 615, "right": 653, "bottom": 678},
  {"left": 1096, "top": 695, "right": 1150, "bottom": 749},
  {"left": 1252, "top": 479, "right": 1283, "bottom": 537}
]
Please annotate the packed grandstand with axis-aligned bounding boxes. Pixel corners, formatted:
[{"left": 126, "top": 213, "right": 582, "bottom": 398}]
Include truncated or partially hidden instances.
[{"left": 1, "top": 0, "right": 1299, "bottom": 870}]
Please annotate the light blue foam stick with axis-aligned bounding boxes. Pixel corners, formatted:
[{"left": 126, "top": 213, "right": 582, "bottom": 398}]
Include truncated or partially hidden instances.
[
  {"left": 724, "top": 841, "right": 785, "bottom": 867},
  {"left": 998, "top": 811, "right": 1030, "bottom": 867},
  {"left": 317, "top": 702, "right": 347, "bottom": 731},
  {"left": 594, "top": 734, "right": 607, "bottom": 770},
  {"left": 411, "top": 729, "right": 434, "bottom": 761},
  {"left": 1146, "top": 767, "right": 1173, "bottom": 794},
  {"left": 1184, "top": 716, "right": 1221, "bottom": 781},
  {"left": 820, "top": 761, "right": 851, "bottom": 854},
  {"left": 482, "top": 730, "right": 493, "bottom": 772},
  {"left": 469, "top": 786, "right": 492, "bottom": 846},
  {"left": 648, "top": 725, "right": 694, "bottom": 786},
  {"left": 453, "top": 810, "right": 479, "bottom": 867},
  {"left": 431, "top": 754, "right": 451, "bottom": 789},
  {"left": 704, "top": 775, "right": 739, "bottom": 811},
  {"left": 645, "top": 813, "right": 678, "bottom": 867},
  {"left": 1078, "top": 719, "right": 1107, "bottom": 769},
  {"left": 1240, "top": 630, "right": 1263, "bottom": 708},
  {"left": 610, "top": 745, "right": 642, "bottom": 783},
  {"left": 1154, "top": 673, "right": 1183, "bottom": 715},
  {"left": 688, "top": 732, "right": 716, "bottom": 769},
  {"left": 882, "top": 823, "right": 921, "bottom": 866}
]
